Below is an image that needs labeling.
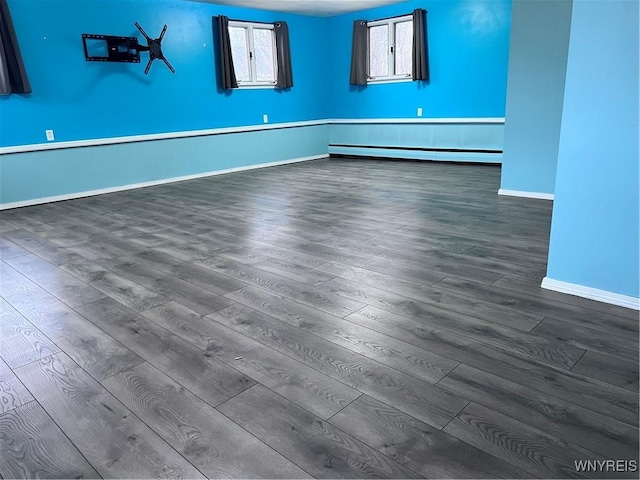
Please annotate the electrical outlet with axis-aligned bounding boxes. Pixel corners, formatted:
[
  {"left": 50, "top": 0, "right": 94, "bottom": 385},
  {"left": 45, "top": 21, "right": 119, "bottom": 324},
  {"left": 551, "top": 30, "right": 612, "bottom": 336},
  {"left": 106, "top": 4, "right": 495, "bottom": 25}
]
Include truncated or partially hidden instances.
[
  {"left": 263, "top": 114, "right": 269, "bottom": 124},
  {"left": 417, "top": 108, "right": 423, "bottom": 117},
  {"left": 45, "top": 130, "right": 55, "bottom": 141}
]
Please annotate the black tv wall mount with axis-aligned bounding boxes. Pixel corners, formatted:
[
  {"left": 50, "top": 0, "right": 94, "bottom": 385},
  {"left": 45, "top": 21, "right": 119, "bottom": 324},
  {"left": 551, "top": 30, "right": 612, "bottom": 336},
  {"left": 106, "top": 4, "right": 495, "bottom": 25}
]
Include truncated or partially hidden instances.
[{"left": 82, "top": 22, "right": 174, "bottom": 74}]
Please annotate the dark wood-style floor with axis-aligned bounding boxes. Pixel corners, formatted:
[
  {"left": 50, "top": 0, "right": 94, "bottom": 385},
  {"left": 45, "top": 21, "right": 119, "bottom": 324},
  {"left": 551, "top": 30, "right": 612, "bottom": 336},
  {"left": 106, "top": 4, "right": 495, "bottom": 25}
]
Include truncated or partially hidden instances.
[{"left": 0, "top": 158, "right": 638, "bottom": 479}]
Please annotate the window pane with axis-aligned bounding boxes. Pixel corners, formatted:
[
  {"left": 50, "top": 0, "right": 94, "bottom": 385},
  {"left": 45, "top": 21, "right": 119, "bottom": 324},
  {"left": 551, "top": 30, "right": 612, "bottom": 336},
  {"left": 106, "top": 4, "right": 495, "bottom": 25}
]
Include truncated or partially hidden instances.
[
  {"left": 253, "top": 28, "right": 276, "bottom": 82},
  {"left": 229, "top": 26, "right": 250, "bottom": 82},
  {"left": 395, "top": 20, "right": 413, "bottom": 76},
  {"left": 368, "top": 24, "right": 388, "bottom": 78}
]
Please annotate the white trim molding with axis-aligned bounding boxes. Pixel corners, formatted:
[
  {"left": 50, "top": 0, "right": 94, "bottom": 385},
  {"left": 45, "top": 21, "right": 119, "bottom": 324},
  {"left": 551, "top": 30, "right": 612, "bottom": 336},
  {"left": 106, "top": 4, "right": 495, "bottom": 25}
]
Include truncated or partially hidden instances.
[
  {"left": 498, "top": 189, "right": 554, "bottom": 200},
  {"left": 0, "top": 154, "right": 328, "bottom": 210},
  {"left": 329, "top": 117, "right": 505, "bottom": 125},
  {"left": 0, "top": 118, "right": 505, "bottom": 155},
  {"left": 0, "top": 120, "right": 329, "bottom": 155},
  {"left": 542, "top": 277, "right": 640, "bottom": 310}
]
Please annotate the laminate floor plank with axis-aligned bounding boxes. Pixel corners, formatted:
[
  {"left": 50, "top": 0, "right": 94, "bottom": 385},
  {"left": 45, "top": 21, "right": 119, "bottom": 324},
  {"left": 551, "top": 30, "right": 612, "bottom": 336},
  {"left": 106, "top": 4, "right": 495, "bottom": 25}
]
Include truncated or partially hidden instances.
[
  {"left": 75, "top": 297, "right": 255, "bottom": 407},
  {"left": 426, "top": 245, "right": 548, "bottom": 278},
  {"left": 129, "top": 249, "right": 186, "bottom": 273},
  {"left": 443, "top": 402, "right": 617, "bottom": 479},
  {"left": 2, "top": 229, "right": 92, "bottom": 266},
  {"left": 218, "top": 384, "right": 420, "bottom": 479},
  {"left": 437, "top": 364, "right": 639, "bottom": 460},
  {"left": 457, "top": 244, "right": 548, "bottom": 268},
  {"left": 492, "top": 276, "right": 639, "bottom": 321},
  {"left": 220, "top": 241, "right": 337, "bottom": 269},
  {"left": 392, "top": 224, "right": 550, "bottom": 259},
  {"left": 329, "top": 394, "right": 530, "bottom": 479},
  {"left": 0, "top": 212, "right": 56, "bottom": 234},
  {"left": 60, "top": 262, "right": 168, "bottom": 313},
  {"left": 285, "top": 238, "right": 504, "bottom": 285},
  {"left": 1, "top": 260, "right": 45, "bottom": 299},
  {"left": 345, "top": 306, "right": 639, "bottom": 426},
  {"left": 363, "top": 230, "right": 474, "bottom": 254},
  {"left": 98, "top": 257, "right": 235, "bottom": 315},
  {"left": 196, "top": 257, "right": 365, "bottom": 318},
  {"left": 0, "top": 400, "right": 100, "bottom": 479},
  {"left": 0, "top": 357, "right": 34, "bottom": 414},
  {"left": 17, "top": 294, "right": 146, "bottom": 382},
  {"left": 345, "top": 301, "right": 584, "bottom": 371},
  {"left": 233, "top": 255, "right": 336, "bottom": 286},
  {"left": 14, "top": 353, "right": 205, "bottom": 479},
  {"left": 152, "top": 239, "right": 234, "bottom": 263},
  {"left": 0, "top": 236, "right": 30, "bottom": 261},
  {"left": 36, "top": 227, "right": 93, "bottom": 248},
  {"left": 315, "top": 261, "right": 542, "bottom": 331},
  {"left": 319, "top": 267, "right": 542, "bottom": 335},
  {"left": 0, "top": 219, "right": 20, "bottom": 234},
  {"left": 532, "top": 317, "right": 639, "bottom": 362},
  {"left": 0, "top": 297, "right": 60, "bottom": 369},
  {"left": 167, "top": 261, "right": 250, "bottom": 295},
  {"left": 226, "top": 285, "right": 459, "bottom": 384},
  {"left": 435, "top": 276, "right": 638, "bottom": 338},
  {"left": 102, "top": 362, "right": 311, "bottom": 479},
  {"left": 572, "top": 351, "right": 639, "bottom": 392},
  {"left": 141, "top": 301, "right": 361, "bottom": 419},
  {"left": 209, "top": 303, "right": 467, "bottom": 429},
  {"left": 65, "top": 233, "right": 147, "bottom": 261},
  {"left": 362, "top": 240, "right": 547, "bottom": 282},
  {"left": 443, "top": 223, "right": 550, "bottom": 249},
  {"left": 5, "top": 251, "right": 105, "bottom": 307}
]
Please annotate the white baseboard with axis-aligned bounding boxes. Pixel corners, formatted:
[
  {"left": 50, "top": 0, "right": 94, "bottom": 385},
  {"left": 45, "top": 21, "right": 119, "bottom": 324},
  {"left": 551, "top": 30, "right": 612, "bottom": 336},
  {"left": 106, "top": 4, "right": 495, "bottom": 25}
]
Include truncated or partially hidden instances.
[
  {"left": 0, "top": 154, "right": 328, "bottom": 210},
  {"left": 498, "top": 189, "right": 554, "bottom": 200},
  {"left": 541, "top": 277, "right": 640, "bottom": 310}
]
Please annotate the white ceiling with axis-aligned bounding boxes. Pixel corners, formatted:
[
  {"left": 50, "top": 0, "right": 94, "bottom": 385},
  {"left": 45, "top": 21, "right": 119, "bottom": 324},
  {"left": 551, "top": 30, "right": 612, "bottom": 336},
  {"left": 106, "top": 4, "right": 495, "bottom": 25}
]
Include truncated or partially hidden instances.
[{"left": 198, "top": 0, "right": 408, "bottom": 16}]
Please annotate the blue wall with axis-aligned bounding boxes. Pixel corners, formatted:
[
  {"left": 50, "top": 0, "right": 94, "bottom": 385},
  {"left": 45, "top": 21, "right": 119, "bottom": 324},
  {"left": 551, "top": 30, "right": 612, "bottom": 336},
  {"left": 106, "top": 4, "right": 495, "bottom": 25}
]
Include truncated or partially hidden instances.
[
  {"left": 326, "top": 0, "right": 511, "bottom": 119},
  {"left": 546, "top": 0, "right": 639, "bottom": 299},
  {"left": 0, "top": 0, "right": 330, "bottom": 147},
  {"left": 500, "top": 0, "right": 572, "bottom": 195},
  {"left": 0, "top": 0, "right": 512, "bottom": 206},
  {"left": 0, "top": 0, "right": 511, "bottom": 147}
]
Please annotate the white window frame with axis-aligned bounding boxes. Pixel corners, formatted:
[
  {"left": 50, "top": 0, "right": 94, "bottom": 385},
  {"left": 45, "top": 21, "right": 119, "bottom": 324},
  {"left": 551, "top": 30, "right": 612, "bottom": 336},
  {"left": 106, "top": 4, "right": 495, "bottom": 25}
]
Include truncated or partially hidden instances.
[
  {"left": 229, "top": 21, "right": 277, "bottom": 88},
  {"left": 367, "top": 15, "right": 413, "bottom": 84}
]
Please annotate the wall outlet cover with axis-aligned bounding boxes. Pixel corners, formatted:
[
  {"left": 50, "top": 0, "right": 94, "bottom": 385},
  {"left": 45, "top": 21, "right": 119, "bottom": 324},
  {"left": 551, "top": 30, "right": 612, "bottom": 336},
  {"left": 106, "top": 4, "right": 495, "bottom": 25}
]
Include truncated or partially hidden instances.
[
  {"left": 417, "top": 108, "right": 423, "bottom": 117},
  {"left": 45, "top": 130, "right": 55, "bottom": 141},
  {"left": 263, "top": 114, "right": 269, "bottom": 123}
]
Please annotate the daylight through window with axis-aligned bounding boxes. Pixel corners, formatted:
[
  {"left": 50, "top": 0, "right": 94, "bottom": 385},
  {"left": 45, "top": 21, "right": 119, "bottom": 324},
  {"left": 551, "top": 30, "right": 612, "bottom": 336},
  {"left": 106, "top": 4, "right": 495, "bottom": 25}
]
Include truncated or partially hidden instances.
[
  {"left": 368, "top": 15, "right": 413, "bottom": 83},
  {"left": 229, "top": 21, "right": 277, "bottom": 87}
]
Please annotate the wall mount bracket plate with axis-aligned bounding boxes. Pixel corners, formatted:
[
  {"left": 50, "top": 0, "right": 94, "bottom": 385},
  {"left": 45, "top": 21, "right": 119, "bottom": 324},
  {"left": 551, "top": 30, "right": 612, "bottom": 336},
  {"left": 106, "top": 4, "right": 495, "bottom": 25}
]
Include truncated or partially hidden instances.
[
  {"left": 82, "top": 23, "right": 174, "bottom": 75},
  {"left": 82, "top": 34, "right": 141, "bottom": 63}
]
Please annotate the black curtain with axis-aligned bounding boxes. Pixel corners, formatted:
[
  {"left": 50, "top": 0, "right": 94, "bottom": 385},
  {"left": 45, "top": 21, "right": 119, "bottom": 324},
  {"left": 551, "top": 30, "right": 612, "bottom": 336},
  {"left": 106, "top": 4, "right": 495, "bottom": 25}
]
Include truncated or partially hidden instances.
[
  {"left": 215, "top": 15, "right": 237, "bottom": 90},
  {"left": 349, "top": 20, "right": 367, "bottom": 86},
  {"left": 0, "top": 0, "right": 31, "bottom": 95},
  {"left": 412, "top": 8, "right": 429, "bottom": 82},
  {"left": 274, "top": 21, "right": 293, "bottom": 88}
]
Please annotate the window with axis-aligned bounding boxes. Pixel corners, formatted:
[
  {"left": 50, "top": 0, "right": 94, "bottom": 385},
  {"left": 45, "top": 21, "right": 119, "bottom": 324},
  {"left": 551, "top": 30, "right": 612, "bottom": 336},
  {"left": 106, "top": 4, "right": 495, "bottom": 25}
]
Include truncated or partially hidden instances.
[
  {"left": 228, "top": 21, "right": 277, "bottom": 87},
  {"left": 367, "top": 15, "right": 413, "bottom": 83}
]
